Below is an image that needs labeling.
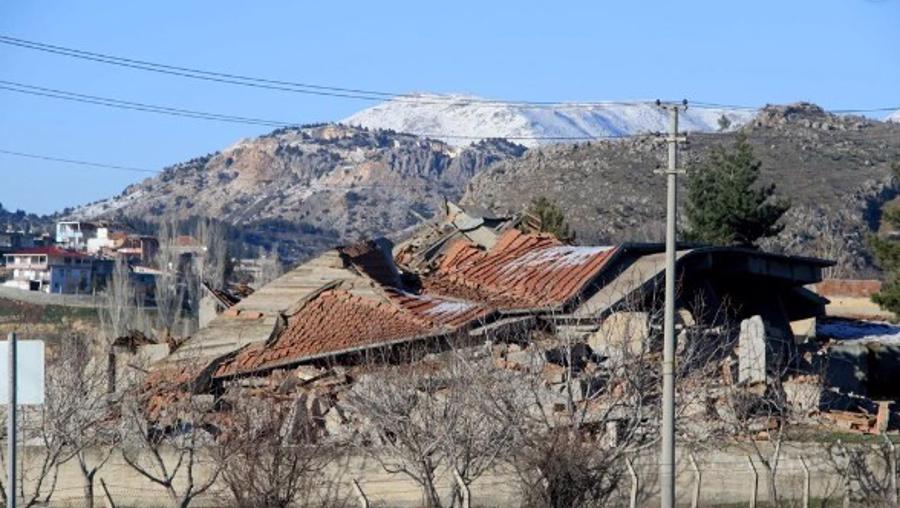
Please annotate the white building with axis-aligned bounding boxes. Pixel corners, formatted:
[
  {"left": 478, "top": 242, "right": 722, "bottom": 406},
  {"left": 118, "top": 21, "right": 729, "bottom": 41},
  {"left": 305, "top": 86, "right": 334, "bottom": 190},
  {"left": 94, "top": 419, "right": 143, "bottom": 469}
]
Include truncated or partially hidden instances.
[
  {"left": 86, "top": 227, "right": 116, "bottom": 254},
  {"left": 55, "top": 221, "right": 99, "bottom": 251},
  {"left": 2, "top": 246, "right": 93, "bottom": 294}
]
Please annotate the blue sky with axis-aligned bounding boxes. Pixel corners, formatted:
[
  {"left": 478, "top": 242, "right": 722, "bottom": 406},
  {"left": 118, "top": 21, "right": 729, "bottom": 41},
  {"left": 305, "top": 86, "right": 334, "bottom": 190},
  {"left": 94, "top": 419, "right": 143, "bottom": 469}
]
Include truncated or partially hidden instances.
[{"left": 1, "top": 0, "right": 899, "bottom": 215}]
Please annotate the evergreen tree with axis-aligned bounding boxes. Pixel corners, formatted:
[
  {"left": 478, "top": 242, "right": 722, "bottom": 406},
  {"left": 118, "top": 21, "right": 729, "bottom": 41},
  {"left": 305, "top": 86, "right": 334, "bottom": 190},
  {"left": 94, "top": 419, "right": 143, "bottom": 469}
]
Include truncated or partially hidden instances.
[
  {"left": 527, "top": 196, "right": 575, "bottom": 242},
  {"left": 869, "top": 164, "right": 900, "bottom": 316},
  {"left": 717, "top": 114, "right": 732, "bottom": 132},
  {"left": 685, "top": 135, "right": 789, "bottom": 247}
]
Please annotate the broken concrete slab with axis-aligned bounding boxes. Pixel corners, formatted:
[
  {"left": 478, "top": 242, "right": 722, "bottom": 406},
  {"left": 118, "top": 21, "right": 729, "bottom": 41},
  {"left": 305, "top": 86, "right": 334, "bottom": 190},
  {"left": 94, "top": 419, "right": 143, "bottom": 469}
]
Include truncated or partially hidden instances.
[
  {"left": 589, "top": 311, "right": 650, "bottom": 356},
  {"left": 739, "top": 316, "right": 767, "bottom": 384}
]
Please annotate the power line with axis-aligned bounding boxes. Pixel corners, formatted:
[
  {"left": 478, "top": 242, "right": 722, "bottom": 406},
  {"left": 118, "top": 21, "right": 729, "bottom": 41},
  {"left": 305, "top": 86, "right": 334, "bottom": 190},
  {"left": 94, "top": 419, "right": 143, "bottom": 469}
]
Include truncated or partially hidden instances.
[
  {"left": 0, "top": 148, "right": 157, "bottom": 173},
  {"left": 0, "top": 34, "right": 659, "bottom": 109},
  {"left": 0, "top": 80, "right": 293, "bottom": 127},
  {"left": 0, "top": 79, "right": 644, "bottom": 141}
]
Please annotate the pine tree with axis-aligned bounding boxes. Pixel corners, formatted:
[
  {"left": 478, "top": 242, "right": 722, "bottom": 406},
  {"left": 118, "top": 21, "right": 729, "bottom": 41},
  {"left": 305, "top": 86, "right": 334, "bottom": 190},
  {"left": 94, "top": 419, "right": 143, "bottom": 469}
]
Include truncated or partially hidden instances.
[
  {"left": 717, "top": 114, "right": 732, "bottom": 132},
  {"left": 685, "top": 134, "right": 789, "bottom": 247},
  {"left": 869, "top": 164, "right": 900, "bottom": 316},
  {"left": 527, "top": 196, "right": 575, "bottom": 242}
]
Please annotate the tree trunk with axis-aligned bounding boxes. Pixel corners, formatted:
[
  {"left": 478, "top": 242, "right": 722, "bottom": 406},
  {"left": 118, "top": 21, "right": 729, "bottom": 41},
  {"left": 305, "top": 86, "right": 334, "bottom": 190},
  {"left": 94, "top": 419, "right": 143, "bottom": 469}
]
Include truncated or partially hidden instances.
[
  {"left": 83, "top": 475, "right": 94, "bottom": 508},
  {"left": 762, "top": 464, "right": 778, "bottom": 505},
  {"left": 423, "top": 474, "right": 442, "bottom": 508}
]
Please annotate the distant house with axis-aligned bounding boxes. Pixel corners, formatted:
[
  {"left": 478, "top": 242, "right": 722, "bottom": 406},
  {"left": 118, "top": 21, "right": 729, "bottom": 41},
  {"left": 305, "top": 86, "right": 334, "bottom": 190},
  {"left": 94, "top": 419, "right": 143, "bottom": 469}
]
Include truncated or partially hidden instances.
[
  {"left": 56, "top": 221, "right": 100, "bottom": 251},
  {"left": 0, "top": 230, "right": 36, "bottom": 257},
  {"left": 114, "top": 235, "right": 158, "bottom": 264},
  {"left": 2, "top": 246, "right": 94, "bottom": 294},
  {"left": 86, "top": 226, "right": 117, "bottom": 254}
]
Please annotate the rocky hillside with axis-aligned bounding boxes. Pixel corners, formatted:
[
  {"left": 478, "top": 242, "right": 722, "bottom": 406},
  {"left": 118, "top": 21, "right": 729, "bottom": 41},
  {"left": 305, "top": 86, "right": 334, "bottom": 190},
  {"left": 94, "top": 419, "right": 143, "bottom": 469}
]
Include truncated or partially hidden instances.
[
  {"left": 0, "top": 204, "right": 52, "bottom": 234},
  {"left": 344, "top": 94, "right": 756, "bottom": 148},
  {"left": 73, "top": 124, "right": 525, "bottom": 261},
  {"left": 463, "top": 103, "right": 900, "bottom": 277}
]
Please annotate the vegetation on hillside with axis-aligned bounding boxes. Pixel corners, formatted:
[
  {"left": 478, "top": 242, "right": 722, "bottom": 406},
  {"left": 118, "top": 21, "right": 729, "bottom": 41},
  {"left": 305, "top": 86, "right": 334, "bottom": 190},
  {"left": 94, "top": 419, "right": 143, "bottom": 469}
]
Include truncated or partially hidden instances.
[
  {"left": 685, "top": 135, "right": 790, "bottom": 247},
  {"left": 870, "top": 164, "right": 900, "bottom": 317},
  {"left": 527, "top": 196, "right": 575, "bottom": 243}
]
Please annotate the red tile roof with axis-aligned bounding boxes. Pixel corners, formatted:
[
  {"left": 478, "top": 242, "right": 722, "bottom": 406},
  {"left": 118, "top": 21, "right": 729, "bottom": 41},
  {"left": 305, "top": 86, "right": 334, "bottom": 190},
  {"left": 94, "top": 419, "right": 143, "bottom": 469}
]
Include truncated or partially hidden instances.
[
  {"left": 383, "top": 287, "right": 493, "bottom": 328},
  {"left": 4, "top": 246, "right": 91, "bottom": 258},
  {"left": 215, "top": 288, "right": 436, "bottom": 377},
  {"left": 204, "top": 231, "right": 619, "bottom": 378},
  {"left": 422, "top": 229, "right": 619, "bottom": 309}
]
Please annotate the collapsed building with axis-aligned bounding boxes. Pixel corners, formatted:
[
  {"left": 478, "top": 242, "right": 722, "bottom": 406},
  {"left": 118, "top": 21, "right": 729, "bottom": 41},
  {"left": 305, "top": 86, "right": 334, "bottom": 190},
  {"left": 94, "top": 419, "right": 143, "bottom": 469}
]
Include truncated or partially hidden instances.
[{"left": 117, "top": 203, "right": 845, "bottom": 432}]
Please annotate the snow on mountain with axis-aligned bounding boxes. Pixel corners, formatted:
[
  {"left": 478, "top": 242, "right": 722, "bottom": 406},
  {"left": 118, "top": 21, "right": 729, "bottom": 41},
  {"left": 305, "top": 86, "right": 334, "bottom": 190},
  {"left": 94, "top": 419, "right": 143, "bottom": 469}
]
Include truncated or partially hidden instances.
[
  {"left": 343, "top": 94, "right": 757, "bottom": 147},
  {"left": 886, "top": 110, "right": 900, "bottom": 123}
]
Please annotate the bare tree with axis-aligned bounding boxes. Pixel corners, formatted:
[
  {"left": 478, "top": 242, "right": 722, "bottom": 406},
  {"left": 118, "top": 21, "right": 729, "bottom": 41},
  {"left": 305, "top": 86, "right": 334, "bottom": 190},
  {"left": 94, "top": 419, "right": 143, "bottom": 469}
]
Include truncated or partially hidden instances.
[
  {"left": 215, "top": 388, "right": 340, "bottom": 508},
  {"left": 153, "top": 219, "right": 186, "bottom": 337},
  {"left": 344, "top": 359, "right": 452, "bottom": 508},
  {"left": 0, "top": 335, "right": 109, "bottom": 507},
  {"left": 194, "top": 218, "right": 228, "bottom": 291},
  {"left": 482, "top": 326, "right": 658, "bottom": 508},
  {"left": 696, "top": 315, "right": 824, "bottom": 505},
  {"left": 45, "top": 334, "right": 120, "bottom": 508},
  {"left": 255, "top": 247, "right": 283, "bottom": 288},
  {"left": 118, "top": 368, "right": 224, "bottom": 508},
  {"left": 99, "top": 256, "right": 150, "bottom": 340},
  {"left": 826, "top": 437, "right": 899, "bottom": 506}
]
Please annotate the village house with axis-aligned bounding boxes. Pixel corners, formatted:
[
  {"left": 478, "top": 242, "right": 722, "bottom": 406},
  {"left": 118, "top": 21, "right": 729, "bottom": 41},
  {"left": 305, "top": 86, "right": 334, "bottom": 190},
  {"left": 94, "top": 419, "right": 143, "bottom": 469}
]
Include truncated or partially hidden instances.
[
  {"left": 144, "top": 203, "right": 830, "bottom": 395},
  {"left": 2, "top": 245, "right": 95, "bottom": 293},
  {"left": 0, "top": 229, "right": 35, "bottom": 256},
  {"left": 55, "top": 220, "right": 101, "bottom": 250}
]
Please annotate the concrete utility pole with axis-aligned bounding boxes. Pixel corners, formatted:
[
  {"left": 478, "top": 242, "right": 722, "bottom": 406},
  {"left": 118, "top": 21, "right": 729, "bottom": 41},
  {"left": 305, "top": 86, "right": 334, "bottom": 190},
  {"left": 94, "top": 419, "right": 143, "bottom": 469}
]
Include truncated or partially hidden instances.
[
  {"left": 7, "top": 332, "right": 16, "bottom": 508},
  {"left": 656, "top": 100, "right": 687, "bottom": 508}
]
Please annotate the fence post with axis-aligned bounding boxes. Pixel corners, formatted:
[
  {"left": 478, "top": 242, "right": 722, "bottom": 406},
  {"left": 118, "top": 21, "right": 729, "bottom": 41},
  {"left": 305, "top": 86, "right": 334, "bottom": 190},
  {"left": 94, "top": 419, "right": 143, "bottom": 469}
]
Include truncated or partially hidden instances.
[
  {"left": 836, "top": 439, "right": 851, "bottom": 508},
  {"left": 746, "top": 456, "right": 758, "bottom": 508},
  {"left": 352, "top": 479, "right": 369, "bottom": 508},
  {"left": 626, "top": 457, "right": 638, "bottom": 508},
  {"left": 453, "top": 467, "right": 471, "bottom": 508},
  {"left": 798, "top": 456, "right": 810, "bottom": 508},
  {"left": 886, "top": 434, "right": 898, "bottom": 506},
  {"left": 689, "top": 453, "right": 701, "bottom": 508}
]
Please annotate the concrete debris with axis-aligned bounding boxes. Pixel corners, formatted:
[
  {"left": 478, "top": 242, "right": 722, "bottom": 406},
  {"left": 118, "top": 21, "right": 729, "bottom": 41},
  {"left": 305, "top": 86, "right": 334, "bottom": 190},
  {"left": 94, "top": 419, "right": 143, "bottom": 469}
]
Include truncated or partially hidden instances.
[
  {"left": 588, "top": 311, "right": 650, "bottom": 356},
  {"left": 738, "top": 315, "right": 767, "bottom": 384}
]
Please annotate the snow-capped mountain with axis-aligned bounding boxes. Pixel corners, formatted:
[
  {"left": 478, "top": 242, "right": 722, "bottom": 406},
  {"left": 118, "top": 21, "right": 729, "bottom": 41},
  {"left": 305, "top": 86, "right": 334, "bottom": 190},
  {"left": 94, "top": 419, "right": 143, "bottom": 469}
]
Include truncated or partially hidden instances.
[
  {"left": 343, "top": 94, "right": 757, "bottom": 147},
  {"left": 887, "top": 110, "right": 900, "bottom": 123}
]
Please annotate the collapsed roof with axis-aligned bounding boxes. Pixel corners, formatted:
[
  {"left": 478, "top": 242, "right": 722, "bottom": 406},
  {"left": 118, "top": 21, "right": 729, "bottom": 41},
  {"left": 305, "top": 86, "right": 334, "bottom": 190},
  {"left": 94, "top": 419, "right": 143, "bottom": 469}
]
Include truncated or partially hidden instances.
[{"left": 154, "top": 203, "right": 833, "bottom": 385}]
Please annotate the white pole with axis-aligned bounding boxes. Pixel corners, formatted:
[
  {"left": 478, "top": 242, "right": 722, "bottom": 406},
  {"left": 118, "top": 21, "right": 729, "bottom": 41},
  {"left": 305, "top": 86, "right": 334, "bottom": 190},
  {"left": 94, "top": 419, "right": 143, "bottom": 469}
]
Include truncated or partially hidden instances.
[
  {"left": 658, "top": 100, "right": 685, "bottom": 508},
  {"left": 747, "top": 456, "right": 758, "bottom": 508},
  {"left": 689, "top": 453, "right": 701, "bottom": 508},
  {"left": 7, "top": 332, "right": 16, "bottom": 508},
  {"left": 799, "top": 456, "right": 810, "bottom": 508},
  {"left": 626, "top": 457, "right": 639, "bottom": 508}
]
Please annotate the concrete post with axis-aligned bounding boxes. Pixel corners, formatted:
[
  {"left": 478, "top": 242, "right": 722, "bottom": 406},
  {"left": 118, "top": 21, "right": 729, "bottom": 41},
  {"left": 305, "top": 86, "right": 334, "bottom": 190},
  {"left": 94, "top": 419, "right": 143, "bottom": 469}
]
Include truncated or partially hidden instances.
[
  {"left": 799, "top": 456, "right": 810, "bottom": 508},
  {"left": 626, "top": 457, "right": 639, "bottom": 508},
  {"left": 689, "top": 453, "right": 701, "bottom": 508},
  {"left": 658, "top": 99, "right": 686, "bottom": 508},
  {"left": 746, "top": 456, "right": 758, "bottom": 508},
  {"left": 885, "top": 434, "right": 897, "bottom": 506}
]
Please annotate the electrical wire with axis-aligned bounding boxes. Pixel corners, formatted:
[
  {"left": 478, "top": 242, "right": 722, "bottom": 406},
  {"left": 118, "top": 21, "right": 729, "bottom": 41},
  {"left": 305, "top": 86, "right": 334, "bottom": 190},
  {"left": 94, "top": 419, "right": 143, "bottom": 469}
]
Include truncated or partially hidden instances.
[
  {"left": 0, "top": 148, "right": 157, "bottom": 174},
  {"left": 3, "top": 35, "right": 900, "bottom": 115},
  {"left": 0, "top": 79, "right": 644, "bottom": 141},
  {"left": 0, "top": 34, "right": 655, "bottom": 109}
]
